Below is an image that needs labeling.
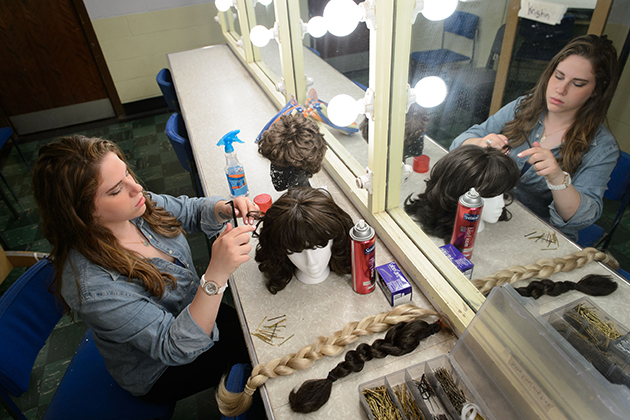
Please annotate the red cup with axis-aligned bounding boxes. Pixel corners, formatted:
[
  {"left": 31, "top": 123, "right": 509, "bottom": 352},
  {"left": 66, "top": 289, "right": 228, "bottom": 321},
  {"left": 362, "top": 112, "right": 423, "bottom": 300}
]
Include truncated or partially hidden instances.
[
  {"left": 413, "top": 155, "right": 430, "bottom": 173},
  {"left": 254, "top": 193, "right": 272, "bottom": 214}
]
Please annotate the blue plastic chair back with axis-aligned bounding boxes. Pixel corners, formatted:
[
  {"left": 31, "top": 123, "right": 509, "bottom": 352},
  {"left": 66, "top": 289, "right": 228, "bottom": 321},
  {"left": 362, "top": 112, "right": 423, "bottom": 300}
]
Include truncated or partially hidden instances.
[
  {"left": 444, "top": 11, "right": 479, "bottom": 40},
  {"left": 44, "top": 329, "right": 174, "bottom": 420},
  {"left": 165, "top": 113, "right": 193, "bottom": 172},
  {"left": 605, "top": 151, "right": 630, "bottom": 201},
  {"left": 156, "top": 68, "right": 180, "bottom": 112},
  {"left": 0, "top": 258, "right": 59, "bottom": 397}
]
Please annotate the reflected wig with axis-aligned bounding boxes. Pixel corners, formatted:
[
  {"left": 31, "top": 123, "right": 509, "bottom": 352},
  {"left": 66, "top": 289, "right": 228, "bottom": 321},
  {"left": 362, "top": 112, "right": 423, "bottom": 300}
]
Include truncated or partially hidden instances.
[
  {"left": 404, "top": 145, "right": 520, "bottom": 242},
  {"left": 255, "top": 187, "right": 353, "bottom": 294}
]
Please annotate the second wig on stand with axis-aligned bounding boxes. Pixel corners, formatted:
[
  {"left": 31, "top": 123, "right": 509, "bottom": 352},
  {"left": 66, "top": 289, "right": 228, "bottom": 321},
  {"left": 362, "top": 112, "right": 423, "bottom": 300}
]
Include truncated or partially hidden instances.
[
  {"left": 404, "top": 145, "right": 520, "bottom": 242},
  {"left": 255, "top": 187, "right": 353, "bottom": 294}
]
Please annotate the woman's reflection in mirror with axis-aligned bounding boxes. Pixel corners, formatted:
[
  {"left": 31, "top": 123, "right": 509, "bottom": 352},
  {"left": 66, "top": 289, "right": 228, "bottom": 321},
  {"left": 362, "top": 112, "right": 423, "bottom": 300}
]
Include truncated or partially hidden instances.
[
  {"left": 258, "top": 114, "right": 327, "bottom": 191},
  {"left": 360, "top": 103, "right": 431, "bottom": 161},
  {"left": 404, "top": 145, "right": 520, "bottom": 242},
  {"left": 450, "top": 35, "right": 620, "bottom": 242}
]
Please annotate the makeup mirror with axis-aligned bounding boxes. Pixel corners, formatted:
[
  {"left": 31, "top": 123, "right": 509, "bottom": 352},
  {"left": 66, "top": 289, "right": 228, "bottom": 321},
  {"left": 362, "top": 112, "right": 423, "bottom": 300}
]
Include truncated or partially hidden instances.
[{"left": 249, "top": 0, "right": 282, "bottom": 85}]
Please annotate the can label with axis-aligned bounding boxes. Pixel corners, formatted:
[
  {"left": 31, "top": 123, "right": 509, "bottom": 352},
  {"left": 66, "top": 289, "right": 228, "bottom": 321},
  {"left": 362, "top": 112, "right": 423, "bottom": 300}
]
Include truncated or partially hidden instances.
[{"left": 350, "top": 221, "right": 376, "bottom": 294}]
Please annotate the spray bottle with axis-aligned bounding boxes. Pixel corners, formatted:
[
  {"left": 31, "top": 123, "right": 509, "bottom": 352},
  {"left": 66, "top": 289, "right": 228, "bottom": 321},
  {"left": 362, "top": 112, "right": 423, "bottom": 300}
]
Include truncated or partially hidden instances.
[{"left": 217, "top": 130, "right": 249, "bottom": 198}]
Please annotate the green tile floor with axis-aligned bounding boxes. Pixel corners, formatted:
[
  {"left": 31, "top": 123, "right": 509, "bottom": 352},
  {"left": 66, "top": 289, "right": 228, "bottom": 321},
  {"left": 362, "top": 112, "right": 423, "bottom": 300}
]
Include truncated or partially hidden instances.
[
  {"left": 0, "top": 113, "right": 231, "bottom": 420},
  {"left": 1, "top": 112, "right": 629, "bottom": 419}
]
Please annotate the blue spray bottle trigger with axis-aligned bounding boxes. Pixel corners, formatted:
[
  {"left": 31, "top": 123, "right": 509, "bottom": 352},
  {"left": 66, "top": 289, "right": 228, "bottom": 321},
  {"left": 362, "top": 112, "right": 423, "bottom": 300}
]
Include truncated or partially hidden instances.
[{"left": 217, "top": 129, "right": 245, "bottom": 153}]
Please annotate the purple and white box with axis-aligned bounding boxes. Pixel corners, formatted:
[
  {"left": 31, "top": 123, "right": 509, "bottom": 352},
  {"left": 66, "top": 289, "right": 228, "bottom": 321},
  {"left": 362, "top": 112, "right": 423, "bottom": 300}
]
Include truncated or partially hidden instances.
[
  {"left": 376, "top": 262, "right": 412, "bottom": 306},
  {"left": 439, "top": 244, "right": 474, "bottom": 279}
]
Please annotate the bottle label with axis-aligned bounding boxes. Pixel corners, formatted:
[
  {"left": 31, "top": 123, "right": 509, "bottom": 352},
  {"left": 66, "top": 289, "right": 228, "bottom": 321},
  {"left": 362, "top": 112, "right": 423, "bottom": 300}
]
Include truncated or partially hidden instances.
[{"left": 227, "top": 173, "right": 248, "bottom": 197}]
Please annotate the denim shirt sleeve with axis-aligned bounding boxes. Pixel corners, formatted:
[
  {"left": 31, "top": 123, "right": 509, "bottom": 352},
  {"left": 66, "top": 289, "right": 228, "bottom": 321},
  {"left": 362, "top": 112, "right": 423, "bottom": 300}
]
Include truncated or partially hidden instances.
[
  {"left": 548, "top": 126, "right": 619, "bottom": 232},
  {"left": 450, "top": 98, "right": 521, "bottom": 150},
  {"left": 148, "top": 192, "right": 227, "bottom": 237}
]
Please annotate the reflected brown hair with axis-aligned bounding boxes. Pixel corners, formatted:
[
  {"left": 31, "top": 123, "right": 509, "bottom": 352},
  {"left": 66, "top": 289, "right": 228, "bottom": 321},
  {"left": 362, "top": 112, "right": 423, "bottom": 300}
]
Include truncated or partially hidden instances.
[
  {"left": 404, "top": 145, "right": 520, "bottom": 242},
  {"left": 32, "top": 135, "right": 183, "bottom": 312},
  {"left": 254, "top": 187, "right": 353, "bottom": 294},
  {"left": 258, "top": 114, "right": 327, "bottom": 174},
  {"left": 502, "top": 35, "right": 619, "bottom": 174}
]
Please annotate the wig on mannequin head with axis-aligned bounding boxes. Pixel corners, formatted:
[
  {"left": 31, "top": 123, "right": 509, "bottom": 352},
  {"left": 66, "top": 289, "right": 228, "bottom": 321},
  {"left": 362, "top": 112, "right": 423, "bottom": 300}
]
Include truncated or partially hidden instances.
[
  {"left": 255, "top": 187, "right": 353, "bottom": 294},
  {"left": 258, "top": 114, "right": 327, "bottom": 191},
  {"left": 360, "top": 103, "right": 431, "bottom": 160},
  {"left": 404, "top": 145, "right": 520, "bottom": 242}
]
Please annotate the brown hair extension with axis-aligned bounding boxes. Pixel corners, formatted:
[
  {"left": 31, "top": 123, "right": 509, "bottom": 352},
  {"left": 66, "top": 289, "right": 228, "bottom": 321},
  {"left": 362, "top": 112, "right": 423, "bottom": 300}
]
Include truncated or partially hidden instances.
[
  {"left": 32, "top": 135, "right": 184, "bottom": 313},
  {"left": 289, "top": 320, "right": 443, "bottom": 413},
  {"left": 515, "top": 274, "right": 617, "bottom": 299},
  {"left": 405, "top": 145, "right": 520, "bottom": 242},
  {"left": 255, "top": 187, "right": 353, "bottom": 294},
  {"left": 216, "top": 304, "right": 438, "bottom": 417},
  {"left": 502, "top": 35, "right": 619, "bottom": 174},
  {"left": 472, "top": 247, "right": 619, "bottom": 295},
  {"left": 258, "top": 113, "right": 327, "bottom": 174}
]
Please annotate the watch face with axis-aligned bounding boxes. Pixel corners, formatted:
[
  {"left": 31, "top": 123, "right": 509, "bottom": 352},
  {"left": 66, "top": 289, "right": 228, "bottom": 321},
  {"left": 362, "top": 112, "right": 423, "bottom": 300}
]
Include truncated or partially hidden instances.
[{"left": 205, "top": 281, "right": 219, "bottom": 295}]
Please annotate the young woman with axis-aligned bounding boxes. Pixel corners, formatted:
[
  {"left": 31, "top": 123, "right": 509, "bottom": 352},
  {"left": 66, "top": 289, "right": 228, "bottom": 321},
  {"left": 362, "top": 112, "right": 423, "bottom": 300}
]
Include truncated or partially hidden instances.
[
  {"left": 32, "top": 135, "right": 258, "bottom": 403},
  {"left": 450, "top": 35, "right": 620, "bottom": 242}
]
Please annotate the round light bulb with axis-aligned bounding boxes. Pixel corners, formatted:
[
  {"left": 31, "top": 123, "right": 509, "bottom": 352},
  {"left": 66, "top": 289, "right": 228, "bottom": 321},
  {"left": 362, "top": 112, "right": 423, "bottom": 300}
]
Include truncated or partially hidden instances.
[
  {"left": 327, "top": 94, "right": 360, "bottom": 127},
  {"left": 323, "top": 0, "right": 361, "bottom": 37},
  {"left": 307, "top": 16, "right": 327, "bottom": 38},
  {"left": 250, "top": 25, "right": 272, "bottom": 47},
  {"left": 413, "top": 76, "right": 447, "bottom": 108},
  {"left": 258, "top": 0, "right": 273, "bottom": 5},
  {"left": 216, "top": 0, "right": 232, "bottom": 13},
  {"left": 422, "top": 0, "right": 458, "bottom": 21}
]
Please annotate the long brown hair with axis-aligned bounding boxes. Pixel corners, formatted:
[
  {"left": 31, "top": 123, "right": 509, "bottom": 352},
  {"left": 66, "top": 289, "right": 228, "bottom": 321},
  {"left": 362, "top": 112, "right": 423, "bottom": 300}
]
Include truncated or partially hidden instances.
[
  {"left": 32, "top": 135, "right": 184, "bottom": 312},
  {"left": 502, "top": 34, "right": 619, "bottom": 174}
]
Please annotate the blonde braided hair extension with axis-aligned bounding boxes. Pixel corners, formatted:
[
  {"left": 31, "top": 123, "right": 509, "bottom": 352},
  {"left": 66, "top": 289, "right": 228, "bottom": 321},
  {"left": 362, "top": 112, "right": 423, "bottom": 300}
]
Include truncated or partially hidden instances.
[
  {"left": 216, "top": 303, "right": 438, "bottom": 416},
  {"left": 472, "top": 247, "right": 619, "bottom": 295}
]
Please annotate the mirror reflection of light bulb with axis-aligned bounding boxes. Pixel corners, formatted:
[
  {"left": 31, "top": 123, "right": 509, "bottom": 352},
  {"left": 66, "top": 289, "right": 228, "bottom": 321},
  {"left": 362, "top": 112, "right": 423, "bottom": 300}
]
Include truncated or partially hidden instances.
[
  {"left": 258, "top": 0, "right": 273, "bottom": 5},
  {"left": 216, "top": 0, "right": 232, "bottom": 13},
  {"left": 422, "top": 0, "right": 458, "bottom": 21},
  {"left": 413, "top": 76, "right": 447, "bottom": 108},
  {"left": 327, "top": 94, "right": 360, "bottom": 127},
  {"left": 323, "top": 0, "right": 361, "bottom": 37},
  {"left": 307, "top": 16, "right": 327, "bottom": 38},
  {"left": 250, "top": 25, "right": 273, "bottom": 47}
]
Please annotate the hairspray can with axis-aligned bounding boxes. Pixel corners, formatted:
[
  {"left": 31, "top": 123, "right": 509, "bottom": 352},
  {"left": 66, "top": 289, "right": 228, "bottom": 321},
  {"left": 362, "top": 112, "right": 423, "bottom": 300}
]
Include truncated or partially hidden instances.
[
  {"left": 450, "top": 188, "right": 483, "bottom": 259},
  {"left": 350, "top": 219, "right": 376, "bottom": 294}
]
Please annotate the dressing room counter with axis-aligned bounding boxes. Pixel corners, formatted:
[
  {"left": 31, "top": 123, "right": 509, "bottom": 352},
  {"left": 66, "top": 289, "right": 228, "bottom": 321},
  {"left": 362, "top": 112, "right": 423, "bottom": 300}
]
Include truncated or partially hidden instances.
[{"left": 168, "top": 44, "right": 455, "bottom": 420}]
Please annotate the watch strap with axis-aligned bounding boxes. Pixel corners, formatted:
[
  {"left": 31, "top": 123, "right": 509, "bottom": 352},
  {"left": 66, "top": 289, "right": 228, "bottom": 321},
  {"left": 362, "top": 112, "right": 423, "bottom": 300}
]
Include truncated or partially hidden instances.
[{"left": 546, "top": 171, "right": 571, "bottom": 190}]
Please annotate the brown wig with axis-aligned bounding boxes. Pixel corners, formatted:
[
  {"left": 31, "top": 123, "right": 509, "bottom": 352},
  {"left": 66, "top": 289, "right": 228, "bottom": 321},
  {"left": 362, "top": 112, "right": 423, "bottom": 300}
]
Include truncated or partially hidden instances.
[
  {"left": 360, "top": 103, "right": 431, "bottom": 159},
  {"left": 502, "top": 34, "right": 619, "bottom": 174},
  {"left": 258, "top": 113, "right": 327, "bottom": 175},
  {"left": 32, "top": 135, "right": 184, "bottom": 313},
  {"left": 404, "top": 145, "right": 520, "bottom": 242},
  {"left": 254, "top": 187, "right": 353, "bottom": 294}
]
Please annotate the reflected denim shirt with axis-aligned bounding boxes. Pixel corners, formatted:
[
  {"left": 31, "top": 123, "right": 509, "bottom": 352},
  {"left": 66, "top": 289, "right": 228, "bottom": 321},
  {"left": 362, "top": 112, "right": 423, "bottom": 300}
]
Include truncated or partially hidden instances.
[
  {"left": 451, "top": 97, "right": 619, "bottom": 242},
  {"left": 61, "top": 193, "right": 227, "bottom": 395}
]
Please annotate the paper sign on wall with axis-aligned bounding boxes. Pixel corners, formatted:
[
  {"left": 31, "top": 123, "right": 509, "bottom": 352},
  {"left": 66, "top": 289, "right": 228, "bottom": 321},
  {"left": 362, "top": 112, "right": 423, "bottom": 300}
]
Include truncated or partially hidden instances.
[{"left": 519, "top": 0, "right": 568, "bottom": 25}]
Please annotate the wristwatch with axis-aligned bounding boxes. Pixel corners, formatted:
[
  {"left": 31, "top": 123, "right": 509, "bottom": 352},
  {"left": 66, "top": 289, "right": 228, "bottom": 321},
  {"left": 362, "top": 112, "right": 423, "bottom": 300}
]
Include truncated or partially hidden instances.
[
  {"left": 199, "top": 274, "right": 228, "bottom": 296},
  {"left": 546, "top": 171, "right": 572, "bottom": 190}
]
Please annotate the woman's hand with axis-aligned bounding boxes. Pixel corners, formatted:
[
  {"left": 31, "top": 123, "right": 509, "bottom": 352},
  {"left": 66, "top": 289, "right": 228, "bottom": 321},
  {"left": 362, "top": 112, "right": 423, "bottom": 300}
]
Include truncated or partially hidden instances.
[
  {"left": 207, "top": 223, "right": 255, "bottom": 281},
  {"left": 463, "top": 134, "right": 510, "bottom": 154},
  {"left": 215, "top": 198, "right": 259, "bottom": 225},
  {"left": 517, "top": 141, "right": 564, "bottom": 184}
]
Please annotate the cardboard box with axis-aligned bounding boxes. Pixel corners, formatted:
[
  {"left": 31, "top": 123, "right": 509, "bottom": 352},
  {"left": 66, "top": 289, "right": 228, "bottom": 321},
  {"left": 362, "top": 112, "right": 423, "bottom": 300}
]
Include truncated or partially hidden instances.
[
  {"left": 376, "top": 262, "right": 412, "bottom": 306},
  {"left": 439, "top": 244, "right": 474, "bottom": 279}
]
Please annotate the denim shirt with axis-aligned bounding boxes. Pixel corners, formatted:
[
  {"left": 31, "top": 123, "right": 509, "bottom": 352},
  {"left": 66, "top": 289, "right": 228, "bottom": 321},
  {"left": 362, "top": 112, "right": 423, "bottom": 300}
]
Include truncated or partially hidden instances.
[
  {"left": 61, "top": 193, "right": 227, "bottom": 396},
  {"left": 450, "top": 97, "right": 619, "bottom": 241}
]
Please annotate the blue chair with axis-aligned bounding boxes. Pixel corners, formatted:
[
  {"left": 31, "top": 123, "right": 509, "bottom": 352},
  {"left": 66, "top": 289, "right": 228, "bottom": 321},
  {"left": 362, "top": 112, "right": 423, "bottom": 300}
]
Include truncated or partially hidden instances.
[
  {"left": 156, "top": 68, "right": 181, "bottom": 112},
  {"left": 0, "top": 258, "right": 175, "bottom": 420},
  {"left": 578, "top": 151, "right": 630, "bottom": 250},
  {"left": 221, "top": 363, "right": 253, "bottom": 420},
  {"left": 410, "top": 11, "right": 479, "bottom": 71},
  {"left": 165, "top": 113, "right": 204, "bottom": 197}
]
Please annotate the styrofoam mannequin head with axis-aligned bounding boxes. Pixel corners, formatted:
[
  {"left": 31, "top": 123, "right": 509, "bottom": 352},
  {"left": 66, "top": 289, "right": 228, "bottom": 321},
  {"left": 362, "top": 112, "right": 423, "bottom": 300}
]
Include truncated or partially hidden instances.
[
  {"left": 478, "top": 194, "right": 505, "bottom": 232},
  {"left": 287, "top": 239, "right": 333, "bottom": 284}
]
